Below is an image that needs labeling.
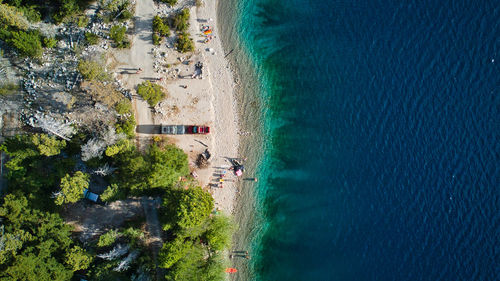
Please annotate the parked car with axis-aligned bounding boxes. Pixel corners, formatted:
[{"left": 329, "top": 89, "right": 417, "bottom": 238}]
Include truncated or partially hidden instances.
[
  {"left": 161, "top": 125, "right": 185, "bottom": 134},
  {"left": 186, "top": 125, "right": 210, "bottom": 134},
  {"left": 83, "top": 188, "right": 99, "bottom": 202}
]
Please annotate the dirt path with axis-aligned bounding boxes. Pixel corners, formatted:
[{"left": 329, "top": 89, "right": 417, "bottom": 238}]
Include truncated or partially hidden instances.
[
  {"left": 128, "top": 0, "right": 156, "bottom": 134},
  {"left": 141, "top": 196, "right": 164, "bottom": 281}
]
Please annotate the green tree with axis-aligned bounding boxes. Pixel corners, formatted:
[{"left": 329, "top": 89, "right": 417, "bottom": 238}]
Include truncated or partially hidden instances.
[
  {"left": 55, "top": 171, "right": 90, "bottom": 205},
  {"left": 66, "top": 246, "right": 93, "bottom": 271},
  {"left": 159, "top": 235, "right": 193, "bottom": 269},
  {"left": 164, "top": 243, "right": 205, "bottom": 280},
  {"left": 105, "top": 139, "right": 133, "bottom": 157},
  {"left": 163, "top": 186, "right": 213, "bottom": 230},
  {"left": 53, "top": 0, "right": 83, "bottom": 23},
  {"left": 100, "top": 183, "right": 124, "bottom": 202},
  {"left": 3, "top": 253, "right": 73, "bottom": 281},
  {"left": 144, "top": 144, "right": 189, "bottom": 189},
  {"left": 31, "top": 134, "right": 66, "bottom": 156},
  {"left": 97, "top": 229, "right": 119, "bottom": 247},
  {"left": 136, "top": 80, "right": 166, "bottom": 107},
  {"left": 201, "top": 253, "right": 226, "bottom": 281},
  {"left": 18, "top": 5, "right": 41, "bottom": 23}
]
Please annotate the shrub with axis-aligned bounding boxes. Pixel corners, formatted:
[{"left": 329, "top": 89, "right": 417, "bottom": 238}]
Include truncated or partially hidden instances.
[
  {"left": 119, "top": 10, "right": 133, "bottom": 21},
  {"left": 136, "top": 80, "right": 166, "bottom": 107},
  {"left": 153, "top": 15, "right": 169, "bottom": 36},
  {"left": 43, "top": 37, "right": 57, "bottom": 48},
  {"left": 0, "top": 2, "right": 29, "bottom": 30},
  {"left": 76, "top": 15, "right": 89, "bottom": 27},
  {"left": 160, "top": 0, "right": 177, "bottom": 6},
  {"left": 85, "top": 32, "right": 99, "bottom": 45},
  {"left": 110, "top": 25, "right": 129, "bottom": 48},
  {"left": 0, "top": 83, "right": 19, "bottom": 96},
  {"left": 78, "top": 59, "right": 110, "bottom": 81},
  {"left": 53, "top": 0, "right": 83, "bottom": 23},
  {"left": 115, "top": 114, "right": 136, "bottom": 138},
  {"left": 172, "top": 8, "right": 189, "bottom": 32},
  {"left": 8, "top": 30, "right": 43, "bottom": 58},
  {"left": 115, "top": 99, "right": 132, "bottom": 114},
  {"left": 19, "top": 5, "right": 41, "bottom": 22},
  {"left": 175, "top": 32, "right": 194, "bottom": 53},
  {"left": 152, "top": 33, "right": 161, "bottom": 45}
]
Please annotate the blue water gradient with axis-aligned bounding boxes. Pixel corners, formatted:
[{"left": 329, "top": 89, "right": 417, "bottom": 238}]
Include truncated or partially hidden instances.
[{"left": 236, "top": 0, "right": 499, "bottom": 280}]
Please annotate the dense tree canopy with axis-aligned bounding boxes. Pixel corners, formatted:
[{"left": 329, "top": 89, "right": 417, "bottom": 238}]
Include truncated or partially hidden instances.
[
  {"left": 159, "top": 187, "right": 231, "bottom": 280},
  {"left": 1, "top": 131, "right": 231, "bottom": 281},
  {"left": 1, "top": 135, "right": 75, "bottom": 209},
  {"left": 30, "top": 134, "right": 66, "bottom": 156},
  {"left": 0, "top": 193, "right": 77, "bottom": 280},
  {"left": 113, "top": 144, "right": 189, "bottom": 192}
]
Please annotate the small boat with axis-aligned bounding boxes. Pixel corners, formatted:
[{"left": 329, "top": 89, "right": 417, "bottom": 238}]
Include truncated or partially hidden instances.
[{"left": 225, "top": 268, "right": 238, "bottom": 273}]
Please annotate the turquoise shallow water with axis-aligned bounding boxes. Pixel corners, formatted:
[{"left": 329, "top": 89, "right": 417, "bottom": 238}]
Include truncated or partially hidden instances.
[{"left": 223, "top": 0, "right": 499, "bottom": 280}]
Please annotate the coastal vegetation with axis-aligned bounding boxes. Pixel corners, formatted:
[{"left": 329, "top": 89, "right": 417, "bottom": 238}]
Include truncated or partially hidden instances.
[
  {"left": 1, "top": 0, "right": 234, "bottom": 280},
  {"left": 137, "top": 80, "right": 167, "bottom": 107},
  {"left": 1, "top": 130, "right": 233, "bottom": 280},
  {"left": 161, "top": 8, "right": 194, "bottom": 53}
]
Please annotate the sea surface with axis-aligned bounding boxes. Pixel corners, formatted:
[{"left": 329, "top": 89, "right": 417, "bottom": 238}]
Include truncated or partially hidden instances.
[{"left": 219, "top": 0, "right": 499, "bottom": 280}]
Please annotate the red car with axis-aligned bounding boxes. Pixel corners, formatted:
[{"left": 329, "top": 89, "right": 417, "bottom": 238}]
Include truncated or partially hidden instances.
[{"left": 186, "top": 125, "right": 210, "bottom": 134}]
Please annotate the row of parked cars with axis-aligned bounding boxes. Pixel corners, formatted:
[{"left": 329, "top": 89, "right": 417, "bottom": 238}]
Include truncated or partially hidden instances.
[{"left": 161, "top": 125, "right": 210, "bottom": 134}]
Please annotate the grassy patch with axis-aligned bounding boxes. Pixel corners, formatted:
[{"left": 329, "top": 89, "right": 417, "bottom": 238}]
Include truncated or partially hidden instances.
[{"left": 78, "top": 59, "right": 111, "bottom": 81}]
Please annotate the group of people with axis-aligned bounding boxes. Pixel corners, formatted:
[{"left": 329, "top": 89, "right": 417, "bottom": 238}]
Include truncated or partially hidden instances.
[{"left": 230, "top": 250, "right": 250, "bottom": 260}]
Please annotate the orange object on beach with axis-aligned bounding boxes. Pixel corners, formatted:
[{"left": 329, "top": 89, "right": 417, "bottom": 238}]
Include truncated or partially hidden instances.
[
  {"left": 203, "top": 29, "right": 212, "bottom": 35},
  {"left": 225, "top": 268, "right": 238, "bottom": 273}
]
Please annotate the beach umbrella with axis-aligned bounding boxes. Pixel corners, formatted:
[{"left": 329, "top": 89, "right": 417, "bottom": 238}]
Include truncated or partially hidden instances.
[{"left": 204, "top": 29, "right": 212, "bottom": 35}]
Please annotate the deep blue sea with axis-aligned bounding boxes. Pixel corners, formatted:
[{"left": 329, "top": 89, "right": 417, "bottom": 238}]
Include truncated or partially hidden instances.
[{"left": 232, "top": 0, "right": 499, "bottom": 280}]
